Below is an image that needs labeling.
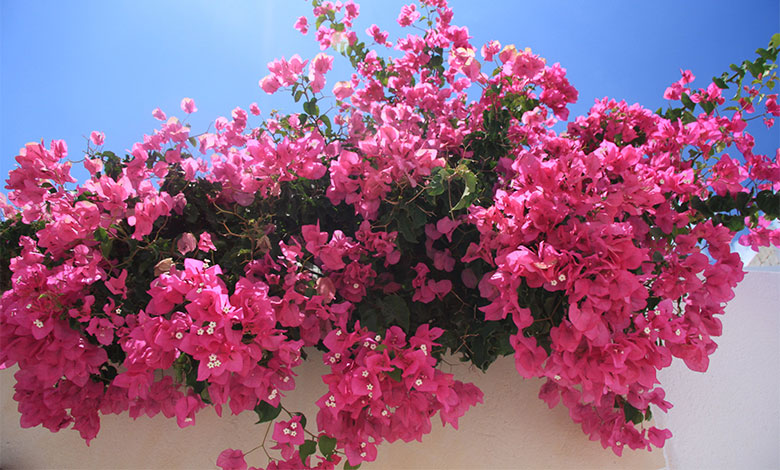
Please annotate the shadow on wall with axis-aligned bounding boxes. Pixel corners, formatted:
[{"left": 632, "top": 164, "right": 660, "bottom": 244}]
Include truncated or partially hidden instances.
[
  {"left": 1, "top": 357, "right": 663, "bottom": 469},
  {"left": 3, "top": 273, "right": 776, "bottom": 469}
]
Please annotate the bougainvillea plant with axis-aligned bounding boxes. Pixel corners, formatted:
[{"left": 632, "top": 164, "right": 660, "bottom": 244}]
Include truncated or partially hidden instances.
[{"left": 1, "top": 1, "right": 779, "bottom": 468}]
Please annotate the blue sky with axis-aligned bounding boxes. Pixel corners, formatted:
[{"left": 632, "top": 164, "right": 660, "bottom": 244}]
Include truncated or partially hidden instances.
[{"left": 1, "top": 0, "right": 778, "bottom": 184}]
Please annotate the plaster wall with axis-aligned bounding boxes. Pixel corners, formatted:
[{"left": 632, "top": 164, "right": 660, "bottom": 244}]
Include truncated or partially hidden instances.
[{"left": 655, "top": 270, "right": 780, "bottom": 470}]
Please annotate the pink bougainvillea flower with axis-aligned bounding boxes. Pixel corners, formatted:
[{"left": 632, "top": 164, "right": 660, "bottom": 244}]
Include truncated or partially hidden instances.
[
  {"left": 216, "top": 449, "right": 248, "bottom": 470},
  {"left": 249, "top": 102, "right": 261, "bottom": 116},
  {"left": 198, "top": 232, "right": 216, "bottom": 252},
  {"left": 83, "top": 157, "right": 103, "bottom": 176},
  {"left": 272, "top": 416, "right": 305, "bottom": 446},
  {"left": 177, "top": 232, "right": 197, "bottom": 255},
  {"left": 333, "top": 81, "right": 354, "bottom": 100},
  {"left": 181, "top": 97, "right": 198, "bottom": 114},
  {"left": 397, "top": 4, "right": 420, "bottom": 27},
  {"left": 89, "top": 131, "right": 104, "bottom": 146},
  {"left": 260, "top": 75, "right": 282, "bottom": 94},
  {"left": 294, "top": 16, "right": 308, "bottom": 34},
  {"left": 105, "top": 269, "right": 128, "bottom": 298},
  {"left": 152, "top": 107, "right": 167, "bottom": 120}
]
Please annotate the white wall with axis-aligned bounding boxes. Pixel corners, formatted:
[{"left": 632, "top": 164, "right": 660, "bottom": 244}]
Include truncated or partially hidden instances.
[
  {"left": 655, "top": 270, "right": 780, "bottom": 470},
  {"left": 1, "top": 271, "right": 776, "bottom": 469}
]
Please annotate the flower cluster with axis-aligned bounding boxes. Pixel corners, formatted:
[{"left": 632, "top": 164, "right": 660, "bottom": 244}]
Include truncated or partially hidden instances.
[{"left": 1, "top": 0, "right": 779, "bottom": 468}]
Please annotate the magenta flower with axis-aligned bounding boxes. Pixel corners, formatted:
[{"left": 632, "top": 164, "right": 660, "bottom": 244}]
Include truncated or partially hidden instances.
[
  {"left": 180, "top": 97, "right": 198, "bottom": 114},
  {"left": 217, "top": 449, "right": 248, "bottom": 470},
  {"left": 89, "top": 131, "right": 104, "bottom": 146},
  {"left": 176, "top": 232, "right": 197, "bottom": 255},
  {"left": 272, "top": 416, "right": 305, "bottom": 446},
  {"left": 152, "top": 107, "right": 167, "bottom": 120},
  {"left": 294, "top": 16, "right": 308, "bottom": 34}
]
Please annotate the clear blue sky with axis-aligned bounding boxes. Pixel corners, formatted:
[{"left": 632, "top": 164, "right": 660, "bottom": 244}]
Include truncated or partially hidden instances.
[{"left": 1, "top": 0, "right": 778, "bottom": 184}]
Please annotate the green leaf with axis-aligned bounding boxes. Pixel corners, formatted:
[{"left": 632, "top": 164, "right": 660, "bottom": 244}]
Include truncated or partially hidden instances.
[
  {"left": 318, "top": 435, "right": 338, "bottom": 458},
  {"left": 253, "top": 400, "right": 282, "bottom": 424},
  {"left": 746, "top": 60, "right": 763, "bottom": 78},
  {"left": 320, "top": 114, "right": 332, "bottom": 132},
  {"left": 721, "top": 214, "right": 745, "bottom": 232},
  {"left": 426, "top": 166, "right": 450, "bottom": 197},
  {"left": 386, "top": 367, "right": 403, "bottom": 382},
  {"left": 770, "top": 33, "right": 780, "bottom": 50},
  {"left": 707, "top": 194, "right": 734, "bottom": 213},
  {"left": 680, "top": 93, "right": 696, "bottom": 111},
  {"left": 451, "top": 169, "right": 478, "bottom": 211},
  {"left": 299, "top": 440, "right": 317, "bottom": 463},
  {"left": 712, "top": 77, "right": 728, "bottom": 89},
  {"left": 735, "top": 191, "right": 751, "bottom": 213},
  {"left": 756, "top": 190, "right": 780, "bottom": 218},
  {"left": 690, "top": 196, "right": 714, "bottom": 217},
  {"left": 756, "top": 47, "right": 773, "bottom": 61},
  {"left": 94, "top": 227, "right": 109, "bottom": 243},
  {"left": 100, "top": 239, "right": 113, "bottom": 259},
  {"left": 295, "top": 412, "right": 308, "bottom": 429},
  {"left": 303, "top": 99, "right": 320, "bottom": 116},
  {"left": 344, "top": 461, "right": 361, "bottom": 470},
  {"left": 622, "top": 402, "right": 646, "bottom": 425},
  {"left": 378, "top": 295, "right": 410, "bottom": 330}
]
